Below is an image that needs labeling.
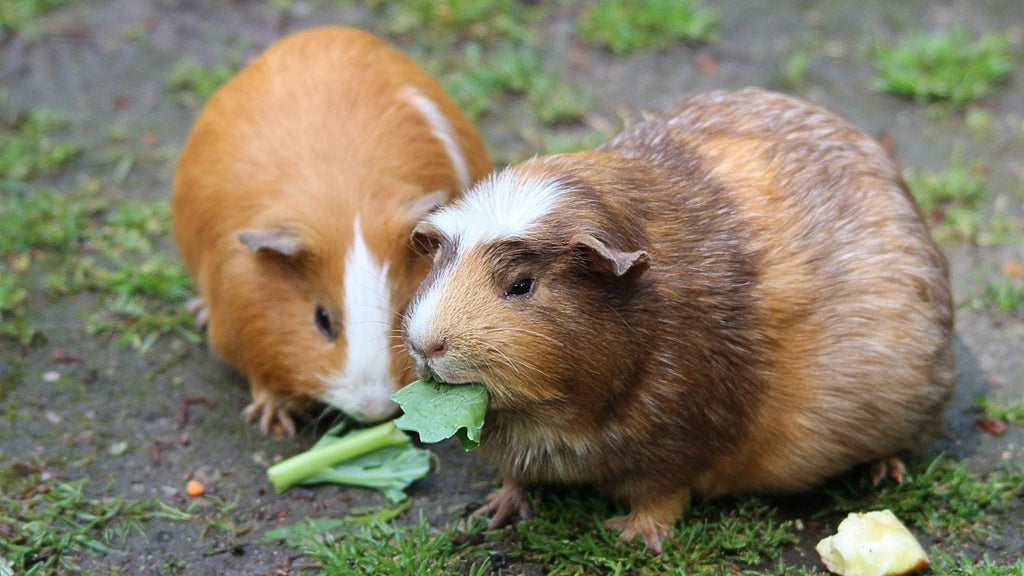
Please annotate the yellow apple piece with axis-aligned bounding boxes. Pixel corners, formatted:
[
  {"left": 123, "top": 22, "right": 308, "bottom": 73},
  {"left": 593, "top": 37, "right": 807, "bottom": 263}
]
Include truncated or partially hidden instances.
[{"left": 816, "top": 509, "right": 930, "bottom": 576}]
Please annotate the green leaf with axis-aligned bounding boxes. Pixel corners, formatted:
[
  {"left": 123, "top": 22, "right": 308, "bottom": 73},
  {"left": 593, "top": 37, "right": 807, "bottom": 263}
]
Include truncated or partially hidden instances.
[
  {"left": 300, "top": 444, "right": 432, "bottom": 504},
  {"left": 392, "top": 379, "right": 489, "bottom": 450},
  {"left": 266, "top": 420, "right": 429, "bottom": 502}
]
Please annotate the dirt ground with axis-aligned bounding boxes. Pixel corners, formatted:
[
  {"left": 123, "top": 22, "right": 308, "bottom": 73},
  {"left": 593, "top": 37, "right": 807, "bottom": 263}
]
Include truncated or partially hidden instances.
[{"left": 1, "top": 1, "right": 1022, "bottom": 574}]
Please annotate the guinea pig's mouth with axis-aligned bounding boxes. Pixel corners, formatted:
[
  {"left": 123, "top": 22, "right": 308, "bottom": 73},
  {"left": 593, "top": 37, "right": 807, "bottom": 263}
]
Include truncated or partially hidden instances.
[
  {"left": 422, "top": 369, "right": 470, "bottom": 386},
  {"left": 417, "top": 362, "right": 479, "bottom": 387}
]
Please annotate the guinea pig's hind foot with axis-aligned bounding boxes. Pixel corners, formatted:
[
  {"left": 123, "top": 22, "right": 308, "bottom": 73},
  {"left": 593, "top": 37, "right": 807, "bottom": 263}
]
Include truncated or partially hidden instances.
[
  {"left": 868, "top": 456, "right": 907, "bottom": 487},
  {"left": 603, "top": 487, "right": 692, "bottom": 554},
  {"left": 472, "top": 475, "right": 532, "bottom": 530},
  {"left": 186, "top": 297, "right": 209, "bottom": 331},
  {"left": 243, "top": 392, "right": 299, "bottom": 436}
]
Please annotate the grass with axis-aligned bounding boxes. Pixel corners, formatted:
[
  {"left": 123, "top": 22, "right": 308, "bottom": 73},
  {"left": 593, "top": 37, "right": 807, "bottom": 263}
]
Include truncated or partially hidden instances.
[
  {"left": 1, "top": 107, "right": 83, "bottom": 182},
  {"left": 824, "top": 457, "right": 1024, "bottom": 544},
  {"left": 0, "top": 471, "right": 191, "bottom": 575},
  {"left": 512, "top": 490, "right": 799, "bottom": 574},
  {"left": 0, "top": 269, "right": 32, "bottom": 343},
  {"left": 777, "top": 49, "right": 812, "bottom": 89},
  {"left": 3, "top": 2, "right": 1024, "bottom": 574},
  {"left": 382, "top": 0, "right": 545, "bottom": 44},
  {"left": 0, "top": 0, "right": 69, "bottom": 32},
  {"left": 0, "top": 99, "right": 198, "bottom": 351},
  {"left": 982, "top": 278, "right": 1024, "bottom": 313},
  {"left": 932, "top": 553, "right": 1024, "bottom": 576},
  {"left": 372, "top": 0, "right": 589, "bottom": 159},
  {"left": 577, "top": 0, "right": 718, "bottom": 56},
  {"left": 165, "top": 57, "right": 240, "bottom": 108},
  {"left": 285, "top": 517, "right": 491, "bottom": 575},
  {"left": 263, "top": 455, "right": 1024, "bottom": 575},
  {"left": 979, "top": 398, "right": 1024, "bottom": 426},
  {"left": 871, "top": 25, "right": 1014, "bottom": 107},
  {"left": 0, "top": 183, "right": 198, "bottom": 351},
  {"left": 441, "top": 41, "right": 588, "bottom": 123},
  {"left": 904, "top": 151, "right": 990, "bottom": 244}
]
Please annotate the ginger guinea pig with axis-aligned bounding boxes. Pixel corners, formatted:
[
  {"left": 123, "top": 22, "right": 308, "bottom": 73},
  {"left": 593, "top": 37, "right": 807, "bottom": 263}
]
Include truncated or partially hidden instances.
[
  {"left": 402, "top": 88, "right": 954, "bottom": 552},
  {"left": 172, "top": 26, "right": 491, "bottom": 435}
]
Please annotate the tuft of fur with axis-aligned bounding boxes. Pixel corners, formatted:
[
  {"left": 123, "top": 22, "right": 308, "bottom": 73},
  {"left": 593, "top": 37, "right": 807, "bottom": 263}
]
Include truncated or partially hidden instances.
[{"left": 403, "top": 88, "right": 954, "bottom": 551}]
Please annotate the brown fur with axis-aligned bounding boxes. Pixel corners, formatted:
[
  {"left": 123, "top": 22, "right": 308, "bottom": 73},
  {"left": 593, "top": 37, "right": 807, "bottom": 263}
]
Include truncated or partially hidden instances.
[
  {"left": 172, "top": 27, "right": 491, "bottom": 433},
  {"left": 404, "top": 89, "right": 954, "bottom": 552}
]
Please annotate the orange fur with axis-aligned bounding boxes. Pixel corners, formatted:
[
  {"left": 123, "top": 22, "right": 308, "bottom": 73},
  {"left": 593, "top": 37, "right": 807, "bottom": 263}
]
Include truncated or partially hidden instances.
[{"left": 172, "top": 27, "right": 491, "bottom": 433}]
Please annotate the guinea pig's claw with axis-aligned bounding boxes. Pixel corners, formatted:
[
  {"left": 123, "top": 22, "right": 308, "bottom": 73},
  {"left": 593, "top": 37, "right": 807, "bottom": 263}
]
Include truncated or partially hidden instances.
[
  {"left": 868, "top": 456, "right": 907, "bottom": 487},
  {"left": 243, "top": 397, "right": 298, "bottom": 436},
  {"left": 604, "top": 513, "right": 669, "bottom": 554},
  {"left": 186, "top": 297, "right": 209, "bottom": 331},
  {"left": 604, "top": 489, "right": 689, "bottom": 554},
  {"left": 472, "top": 478, "right": 532, "bottom": 530}
]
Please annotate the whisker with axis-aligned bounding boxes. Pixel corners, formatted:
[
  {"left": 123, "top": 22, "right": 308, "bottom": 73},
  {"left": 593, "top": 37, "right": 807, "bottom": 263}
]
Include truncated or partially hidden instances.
[
  {"left": 478, "top": 340, "right": 522, "bottom": 376},
  {"left": 480, "top": 326, "right": 564, "bottom": 348}
]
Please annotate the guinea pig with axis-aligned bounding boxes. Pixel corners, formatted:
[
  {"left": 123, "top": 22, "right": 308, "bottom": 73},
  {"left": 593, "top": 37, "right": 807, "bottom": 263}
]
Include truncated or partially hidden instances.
[
  {"left": 172, "top": 26, "right": 492, "bottom": 435},
  {"left": 402, "top": 88, "right": 954, "bottom": 553}
]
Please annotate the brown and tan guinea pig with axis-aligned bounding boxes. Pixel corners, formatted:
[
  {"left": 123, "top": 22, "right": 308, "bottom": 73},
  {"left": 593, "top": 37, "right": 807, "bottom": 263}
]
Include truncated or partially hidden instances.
[
  {"left": 172, "top": 26, "right": 491, "bottom": 435},
  {"left": 402, "top": 88, "right": 954, "bottom": 553}
]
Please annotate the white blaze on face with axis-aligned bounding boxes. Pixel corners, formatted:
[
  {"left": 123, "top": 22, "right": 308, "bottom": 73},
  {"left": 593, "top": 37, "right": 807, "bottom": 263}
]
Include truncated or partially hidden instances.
[
  {"left": 399, "top": 84, "right": 471, "bottom": 190},
  {"left": 320, "top": 217, "right": 399, "bottom": 422},
  {"left": 403, "top": 168, "right": 568, "bottom": 368},
  {"left": 427, "top": 168, "right": 568, "bottom": 258}
]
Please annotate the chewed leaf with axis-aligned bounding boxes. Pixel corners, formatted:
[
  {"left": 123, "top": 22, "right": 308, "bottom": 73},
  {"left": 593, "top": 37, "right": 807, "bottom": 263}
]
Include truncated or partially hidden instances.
[{"left": 392, "top": 379, "right": 489, "bottom": 450}]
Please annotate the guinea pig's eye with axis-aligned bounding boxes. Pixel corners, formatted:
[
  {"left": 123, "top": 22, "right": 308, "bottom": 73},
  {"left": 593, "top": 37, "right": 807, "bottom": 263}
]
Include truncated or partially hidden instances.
[
  {"left": 314, "top": 305, "right": 337, "bottom": 341},
  {"left": 505, "top": 277, "right": 536, "bottom": 298}
]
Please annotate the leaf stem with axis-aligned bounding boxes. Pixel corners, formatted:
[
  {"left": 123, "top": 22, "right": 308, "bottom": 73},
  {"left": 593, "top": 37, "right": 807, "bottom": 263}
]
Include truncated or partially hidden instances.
[{"left": 267, "top": 420, "right": 410, "bottom": 493}]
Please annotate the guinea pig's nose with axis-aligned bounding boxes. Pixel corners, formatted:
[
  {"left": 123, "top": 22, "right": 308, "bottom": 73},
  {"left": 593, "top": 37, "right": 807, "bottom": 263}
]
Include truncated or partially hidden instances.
[{"left": 425, "top": 338, "right": 448, "bottom": 359}]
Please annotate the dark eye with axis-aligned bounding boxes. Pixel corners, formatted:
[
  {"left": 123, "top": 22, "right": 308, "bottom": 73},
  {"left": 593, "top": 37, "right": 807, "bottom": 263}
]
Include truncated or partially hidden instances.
[
  {"left": 315, "top": 305, "right": 336, "bottom": 341},
  {"left": 505, "top": 277, "right": 536, "bottom": 298}
]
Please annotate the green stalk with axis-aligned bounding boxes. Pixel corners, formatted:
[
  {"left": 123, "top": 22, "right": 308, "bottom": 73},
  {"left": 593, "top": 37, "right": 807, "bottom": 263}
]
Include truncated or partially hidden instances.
[{"left": 267, "top": 420, "right": 410, "bottom": 493}]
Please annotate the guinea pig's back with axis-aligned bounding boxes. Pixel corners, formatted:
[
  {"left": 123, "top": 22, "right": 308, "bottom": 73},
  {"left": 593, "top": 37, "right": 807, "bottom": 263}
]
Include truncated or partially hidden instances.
[
  {"left": 172, "top": 26, "right": 490, "bottom": 281},
  {"left": 608, "top": 89, "right": 955, "bottom": 494}
]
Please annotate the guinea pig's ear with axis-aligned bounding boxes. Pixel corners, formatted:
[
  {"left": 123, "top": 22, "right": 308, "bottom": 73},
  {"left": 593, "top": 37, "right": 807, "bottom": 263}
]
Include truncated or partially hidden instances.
[
  {"left": 238, "top": 228, "right": 307, "bottom": 257},
  {"left": 572, "top": 233, "right": 650, "bottom": 278},
  {"left": 410, "top": 221, "right": 443, "bottom": 256}
]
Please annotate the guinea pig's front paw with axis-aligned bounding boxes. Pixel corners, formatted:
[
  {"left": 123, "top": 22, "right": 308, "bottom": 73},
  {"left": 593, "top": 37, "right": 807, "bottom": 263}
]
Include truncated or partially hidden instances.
[
  {"left": 186, "top": 297, "right": 209, "bottom": 331},
  {"left": 243, "top": 390, "right": 304, "bottom": 436},
  {"left": 472, "top": 475, "right": 532, "bottom": 530}
]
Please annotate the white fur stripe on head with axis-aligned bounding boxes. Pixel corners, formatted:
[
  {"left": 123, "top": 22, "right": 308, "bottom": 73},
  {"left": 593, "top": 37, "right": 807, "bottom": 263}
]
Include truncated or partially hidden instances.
[
  {"left": 399, "top": 85, "right": 471, "bottom": 190},
  {"left": 427, "top": 167, "right": 569, "bottom": 253},
  {"left": 319, "top": 216, "right": 399, "bottom": 422}
]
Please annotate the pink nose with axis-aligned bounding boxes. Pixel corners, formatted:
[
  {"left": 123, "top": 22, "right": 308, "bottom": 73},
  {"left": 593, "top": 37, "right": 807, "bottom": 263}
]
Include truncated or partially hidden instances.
[{"left": 425, "top": 338, "right": 448, "bottom": 359}]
